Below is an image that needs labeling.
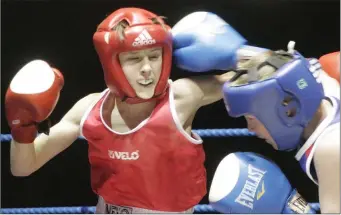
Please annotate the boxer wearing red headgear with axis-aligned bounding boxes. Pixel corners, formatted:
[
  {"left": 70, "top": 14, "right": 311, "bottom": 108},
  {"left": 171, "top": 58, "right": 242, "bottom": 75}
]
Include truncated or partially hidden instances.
[
  {"left": 93, "top": 8, "right": 172, "bottom": 103},
  {"left": 7, "top": 8, "right": 238, "bottom": 213}
]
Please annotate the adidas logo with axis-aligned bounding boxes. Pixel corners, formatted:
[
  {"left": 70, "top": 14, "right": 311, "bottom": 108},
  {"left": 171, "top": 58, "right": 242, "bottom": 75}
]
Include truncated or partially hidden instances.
[
  {"left": 308, "top": 58, "right": 323, "bottom": 83},
  {"left": 132, "top": 29, "right": 156, "bottom": 47}
]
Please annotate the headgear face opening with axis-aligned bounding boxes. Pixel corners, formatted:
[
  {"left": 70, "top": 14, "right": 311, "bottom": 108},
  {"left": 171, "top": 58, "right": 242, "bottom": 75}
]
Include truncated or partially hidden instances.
[
  {"left": 93, "top": 8, "right": 173, "bottom": 103},
  {"left": 223, "top": 52, "right": 325, "bottom": 150}
]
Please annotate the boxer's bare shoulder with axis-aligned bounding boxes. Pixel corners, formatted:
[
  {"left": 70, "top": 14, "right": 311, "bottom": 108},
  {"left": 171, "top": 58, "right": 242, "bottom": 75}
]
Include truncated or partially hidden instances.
[
  {"left": 172, "top": 73, "right": 235, "bottom": 119},
  {"left": 171, "top": 78, "right": 205, "bottom": 129},
  {"left": 63, "top": 92, "right": 102, "bottom": 126},
  {"left": 171, "top": 74, "right": 233, "bottom": 133}
]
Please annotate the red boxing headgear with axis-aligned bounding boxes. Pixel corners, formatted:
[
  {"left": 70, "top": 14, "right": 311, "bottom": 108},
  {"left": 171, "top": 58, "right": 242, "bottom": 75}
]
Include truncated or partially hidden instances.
[
  {"left": 319, "top": 51, "right": 340, "bottom": 83},
  {"left": 93, "top": 8, "right": 173, "bottom": 103}
]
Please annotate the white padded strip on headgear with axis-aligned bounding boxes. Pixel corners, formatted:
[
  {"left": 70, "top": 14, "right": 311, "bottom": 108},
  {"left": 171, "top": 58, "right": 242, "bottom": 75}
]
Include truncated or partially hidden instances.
[
  {"left": 209, "top": 153, "right": 240, "bottom": 203},
  {"left": 10, "top": 60, "right": 55, "bottom": 94}
]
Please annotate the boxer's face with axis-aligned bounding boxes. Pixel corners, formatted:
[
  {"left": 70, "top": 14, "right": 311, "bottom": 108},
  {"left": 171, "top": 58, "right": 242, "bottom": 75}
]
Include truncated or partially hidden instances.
[
  {"left": 245, "top": 115, "right": 278, "bottom": 149},
  {"left": 118, "top": 47, "right": 163, "bottom": 99}
]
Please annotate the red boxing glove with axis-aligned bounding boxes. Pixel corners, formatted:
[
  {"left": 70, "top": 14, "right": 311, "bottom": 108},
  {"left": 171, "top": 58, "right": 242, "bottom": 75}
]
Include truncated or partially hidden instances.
[
  {"left": 5, "top": 60, "right": 64, "bottom": 143},
  {"left": 319, "top": 51, "right": 340, "bottom": 83}
]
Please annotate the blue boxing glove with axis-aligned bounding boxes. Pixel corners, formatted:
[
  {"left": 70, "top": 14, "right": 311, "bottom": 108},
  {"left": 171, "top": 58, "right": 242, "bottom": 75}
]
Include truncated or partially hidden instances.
[
  {"left": 172, "top": 12, "right": 268, "bottom": 72},
  {"left": 209, "top": 152, "right": 320, "bottom": 214}
]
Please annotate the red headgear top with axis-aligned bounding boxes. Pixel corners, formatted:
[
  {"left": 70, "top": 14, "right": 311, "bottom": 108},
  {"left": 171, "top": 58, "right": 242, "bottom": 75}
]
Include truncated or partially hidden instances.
[{"left": 93, "top": 8, "right": 173, "bottom": 103}]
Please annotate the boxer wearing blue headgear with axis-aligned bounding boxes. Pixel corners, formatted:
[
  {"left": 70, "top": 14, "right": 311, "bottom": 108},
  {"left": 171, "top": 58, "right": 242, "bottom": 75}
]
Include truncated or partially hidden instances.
[
  {"left": 221, "top": 45, "right": 340, "bottom": 213},
  {"left": 169, "top": 9, "right": 340, "bottom": 212},
  {"left": 224, "top": 49, "right": 325, "bottom": 151}
]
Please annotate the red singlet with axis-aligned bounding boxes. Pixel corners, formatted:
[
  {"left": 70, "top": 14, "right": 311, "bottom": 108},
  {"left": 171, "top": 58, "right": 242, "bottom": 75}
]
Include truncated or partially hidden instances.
[{"left": 80, "top": 85, "right": 206, "bottom": 212}]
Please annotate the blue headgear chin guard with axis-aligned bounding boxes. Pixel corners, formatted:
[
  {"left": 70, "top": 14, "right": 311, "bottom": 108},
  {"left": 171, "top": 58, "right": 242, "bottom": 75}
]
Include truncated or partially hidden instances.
[{"left": 223, "top": 51, "right": 324, "bottom": 150}]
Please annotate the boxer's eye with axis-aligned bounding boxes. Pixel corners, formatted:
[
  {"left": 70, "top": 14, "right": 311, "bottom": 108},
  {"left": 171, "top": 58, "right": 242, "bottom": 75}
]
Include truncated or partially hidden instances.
[
  {"left": 127, "top": 57, "right": 140, "bottom": 62},
  {"left": 149, "top": 55, "right": 160, "bottom": 61}
]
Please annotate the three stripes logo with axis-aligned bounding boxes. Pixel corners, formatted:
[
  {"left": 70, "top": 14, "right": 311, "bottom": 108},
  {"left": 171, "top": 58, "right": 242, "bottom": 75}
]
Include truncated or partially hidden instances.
[
  {"left": 132, "top": 29, "right": 156, "bottom": 47},
  {"left": 308, "top": 58, "right": 323, "bottom": 84}
]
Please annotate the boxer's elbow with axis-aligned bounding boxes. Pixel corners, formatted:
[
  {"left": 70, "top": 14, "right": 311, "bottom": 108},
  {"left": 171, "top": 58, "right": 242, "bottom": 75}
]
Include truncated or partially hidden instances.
[
  {"left": 11, "top": 165, "right": 34, "bottom": 177},
  {"left": 10, "top": 142, "right": 37, "bottom": 177},
  {"left": 11, "top": 170, "right": 32, "bottom": 177},
  {"left": 10, "top": 158, "right": 36, "bottom": 177}
]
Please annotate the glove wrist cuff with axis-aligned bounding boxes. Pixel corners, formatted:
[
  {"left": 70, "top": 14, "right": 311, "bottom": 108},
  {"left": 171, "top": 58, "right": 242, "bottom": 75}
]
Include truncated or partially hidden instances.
[
  {"left": 284, "top": 189, "right": 314, "bottom": 214},
  {"left": 11, "top": 125, "right": 37, "bottom": 144}
]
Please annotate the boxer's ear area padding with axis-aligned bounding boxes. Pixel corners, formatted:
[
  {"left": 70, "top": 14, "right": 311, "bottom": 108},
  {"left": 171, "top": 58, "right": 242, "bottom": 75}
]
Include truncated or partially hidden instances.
[
  {"left": 209, "top": 153, "right": 240, "bottom": 203},
  {"left": 286, "top": 108, "right": 297, "bottom": 117},
  {"left": 281, "top": 96, "right": 293, "bottom": 106},
  {"left": 281, "top": 96, "right": 297, "bottom": 117}
]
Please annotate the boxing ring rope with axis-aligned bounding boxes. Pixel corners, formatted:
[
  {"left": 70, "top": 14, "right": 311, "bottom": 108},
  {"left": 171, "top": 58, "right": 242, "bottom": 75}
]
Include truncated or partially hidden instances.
[
  {"left": 0, "top": 128, "right": 255, "bottom": 142},
  {"left": 0, "top": 128, "right": 254, "bottom": 214},
  {"left": 0, "top": 205, "right": 216, "bottom": 214}
]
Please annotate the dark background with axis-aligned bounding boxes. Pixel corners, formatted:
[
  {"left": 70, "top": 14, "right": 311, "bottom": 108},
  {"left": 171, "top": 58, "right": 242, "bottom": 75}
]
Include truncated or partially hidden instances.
[{"left": 1, "top": 0, "right": 339, "bottom": 210}]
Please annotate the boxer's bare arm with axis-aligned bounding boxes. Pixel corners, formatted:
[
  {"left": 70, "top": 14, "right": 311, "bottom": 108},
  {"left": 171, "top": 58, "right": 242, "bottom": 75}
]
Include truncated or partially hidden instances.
[
  {"left": 173, "top": 72, "right": 235, "bottom": 107},
  {"left": 172, "top": 72, "right": 235, "bottom": 130},
  {"left": 10, "top": 93, "right": 100, "bottom": 176},
  {"left": 314, "top": 127, "right": 340, "bottom": 213}
]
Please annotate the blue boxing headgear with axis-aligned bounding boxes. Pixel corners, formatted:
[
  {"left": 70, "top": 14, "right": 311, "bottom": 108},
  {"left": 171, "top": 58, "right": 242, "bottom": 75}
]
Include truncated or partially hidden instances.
[{"left": 223, "top": 51, "right": 324, "bottom": 150}]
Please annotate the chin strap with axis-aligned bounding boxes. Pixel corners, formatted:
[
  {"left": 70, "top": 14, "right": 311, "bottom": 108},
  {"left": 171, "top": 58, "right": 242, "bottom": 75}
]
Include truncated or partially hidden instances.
[{"left": 120, "top": 84, "right": 169, "bottom": 104}]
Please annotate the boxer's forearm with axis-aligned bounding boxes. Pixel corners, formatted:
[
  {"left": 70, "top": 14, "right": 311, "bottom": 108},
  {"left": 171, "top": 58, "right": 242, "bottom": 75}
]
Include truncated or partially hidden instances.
[
  {"left": 10, "top": 119, "right": 80, "bottom": 176},
  {"left": 185, "top": 72, "right": 236, "bottom": 107},
  {"left": 9, "top": 93, "right": 99, "bottom": 177},
  {"left": 10, "top": 140, "right": 37, "bottom": 176}
]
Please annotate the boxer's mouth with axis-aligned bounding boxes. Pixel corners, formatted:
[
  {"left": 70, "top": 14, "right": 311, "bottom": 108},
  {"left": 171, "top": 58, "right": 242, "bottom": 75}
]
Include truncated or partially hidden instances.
[{"left": 137, "top": 79, "right": 153, "bottom": 86}]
